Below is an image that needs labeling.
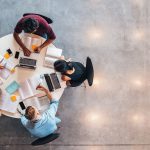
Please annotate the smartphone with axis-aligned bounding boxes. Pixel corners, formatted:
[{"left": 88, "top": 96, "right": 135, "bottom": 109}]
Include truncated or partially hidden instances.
[
  {"left": 15, "top": 51, "right": 20, "bottom": 59},
  {"left": 7, "top": 49, "right": 13, "bottom": 55},
  {"left": 19, "top": 102, "right": 26, "bottom": 110}
]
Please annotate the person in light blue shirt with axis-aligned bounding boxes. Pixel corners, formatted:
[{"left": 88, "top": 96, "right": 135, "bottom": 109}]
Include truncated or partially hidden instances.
[{"left": 21, "top": 85, "right": 61, "bottom": 138}]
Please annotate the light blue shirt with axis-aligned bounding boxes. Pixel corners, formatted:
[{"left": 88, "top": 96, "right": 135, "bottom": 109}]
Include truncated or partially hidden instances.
[{"left": 21, "top": 99, "right": 61, "bottom": 138}]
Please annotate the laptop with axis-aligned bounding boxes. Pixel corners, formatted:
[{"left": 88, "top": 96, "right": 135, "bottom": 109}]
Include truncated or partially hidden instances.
[
  {"left": 50, "top": 73, "right": 61, "bottom": 89},
  {"left": 44, "top": 73, "right": 61, "bottom": 92},
  {"left": 19, "top": 57, "right": 37, "bottom": 69}
]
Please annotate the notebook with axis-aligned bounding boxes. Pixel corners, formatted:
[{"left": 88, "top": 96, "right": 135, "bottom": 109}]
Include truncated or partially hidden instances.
[
  {"left": 5, "top": 81, "right": 20, "bottom": 94},
  {"left": 43, "top": 47, "right": 63, "bottom": 68},
  {"left": 18, "top": 75, "right": 44, "bottom": 100}
]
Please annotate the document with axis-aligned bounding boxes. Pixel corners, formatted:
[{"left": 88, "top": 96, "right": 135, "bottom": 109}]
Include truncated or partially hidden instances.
[
  {"left": 44, "top": 57, "right": 58, "bottom": 68},
  {"left": 0, "top": 55, "right": 16, "bottom": 80},
  {"left": 43, "top": 47, "right": 63, "bottom": 68},
  {"left": 46, "top": 47, "right": 62, "bottom": 58},
  {"left": 22, "top": 36, "right": 42, "bottom": 52},
  {"left": 0, "top": 92, "right": 20, "bottom": 113},
  {"left": 0, "top": 68, "right": 11, "bottom": 80},
  {"left": 5, "top": 59, "right": 16, "bottom": 71},
  {"left": 23, "top": 96, "right": 49, "bottom": 111},
  {"left": 19, "top": 75, "right": 43, "bottom": 100}
]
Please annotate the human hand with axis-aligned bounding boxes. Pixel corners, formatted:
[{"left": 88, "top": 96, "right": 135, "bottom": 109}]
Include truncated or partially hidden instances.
[
  {"left": 23, "top": 47, "right": 31, "bottom": 57},
  {"left": 36, "top": 85, "right": 48, "bottom": 92},
  {"left": 34, "top": 47, "right": 42, "bottom": 53},
  {"left": 36, "top": 85, "right": 52, "bottom": 100},
  {"left": 61, "top": 75, "right": 71, "bottom": 81}
]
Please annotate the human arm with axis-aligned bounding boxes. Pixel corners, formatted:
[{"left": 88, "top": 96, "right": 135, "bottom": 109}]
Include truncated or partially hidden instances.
[
  {"left": 20, "top": 115, "right": 29, "bottom": 127},
  {"left": 36, "top": 85, "right": 59, "bottom": 117},
  {"left": 36, "top": 85, "right": 52, "bottom": 101},
  {"left": 34, "top": 25, "right": 56, "bottom": 53},
  {"left": 34, "top": 39, "right": 54, "bottom": 53},
  {"left": 13, "top": 32, "right": 31, "bottom": 56},
  {"left": 61, "top": 75, "right": 71, "bottom": 81}
]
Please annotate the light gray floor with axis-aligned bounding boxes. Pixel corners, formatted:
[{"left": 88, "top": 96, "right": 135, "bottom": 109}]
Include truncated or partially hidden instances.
[{"left": 0, "top": 0, "right": 150, "bottom": 149}]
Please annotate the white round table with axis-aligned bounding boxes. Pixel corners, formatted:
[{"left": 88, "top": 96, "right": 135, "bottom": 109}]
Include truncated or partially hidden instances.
[{"left": 0, "top": 33, "right": 65, "bottom": 118}]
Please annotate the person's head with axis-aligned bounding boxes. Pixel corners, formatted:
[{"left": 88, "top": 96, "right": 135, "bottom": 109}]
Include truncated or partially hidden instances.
[
  {"left": 23, "top": 18, "right": 39, "bottom": 33},
  {"left": 25, "top": 106, "right": 40, "bottom": 121},
  {"left": 54, "top": 60, "right": 73, "bottom": 73}
]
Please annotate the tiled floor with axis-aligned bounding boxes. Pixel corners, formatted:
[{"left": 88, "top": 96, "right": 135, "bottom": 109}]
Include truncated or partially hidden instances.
[{"left": 1, "top": 0, "right": 150, "bottom": 149}]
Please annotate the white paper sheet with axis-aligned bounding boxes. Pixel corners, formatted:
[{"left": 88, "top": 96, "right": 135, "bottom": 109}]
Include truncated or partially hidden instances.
[
  {"left": 19, "top": 75, "right": 42, "bottom": 100},
  {"left": 22, "top": 36, "right": 32, "bottom": 50},
  {"left": 46, "top": 47, "right": 62, "bottom": 58},
  {"left": 19, "top": 81, "right": 33, "bottom": 100},
  {"left": 23, "top": 97, "right": 41, "bottom": 110},
  {"left": 5, "top": 60, "right": 16, "bottom": 71},
  {"left": 31, "top": 37, "right": 42, "bottom": 51},
  {"left": 0, "top": 93, "right": 20, "bottom": 113},
  {"left": 0, "top": 59, "right": 6, "bottom": 66},
  {"left": 44, "top": 57, "right": 57, "bottom": 68},
  {"left": 22, "top": 36, "right": 42, "bottom": 52},
  {"left": 28, "top": 75, "right": 41, "bottom": 94},
  {"left": 0, "top": 68, "right": 11, "bottom": 80},
  {"left": 38, "top": 96, "right": 50, "bottom": 111}
]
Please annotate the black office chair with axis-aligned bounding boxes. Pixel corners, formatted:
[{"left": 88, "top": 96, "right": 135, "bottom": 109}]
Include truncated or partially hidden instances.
[
  {"left": 70, "top": 57, "right": 94, "bottom": 87},
  {"left": 23, "top": 13, "right": 53, "bottom": 24},
  {"left": 31, "top": 133, "right": 60, "bottom": 146},
  {"left": 85, "top": 57, "right": 94, "bottom": 86}
]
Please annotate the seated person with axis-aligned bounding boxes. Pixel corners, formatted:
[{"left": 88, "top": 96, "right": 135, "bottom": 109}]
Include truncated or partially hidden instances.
[
  {"left": 20, "top": 85, "right": 61, "bottom": 138},
  {"left": 13, "top": 14, "right": 56, "bottom": 57},
  {"left": 54, "top": 59, "right": 86, "bottom": 87}
]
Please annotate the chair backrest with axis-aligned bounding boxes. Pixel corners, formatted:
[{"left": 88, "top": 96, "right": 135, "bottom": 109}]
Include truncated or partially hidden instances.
[
  {"left": 23, "top": 13, "right": 53, "bottom": 24},
  {"left": 85, "top": 57, "right": 94, "bottom": 86},
  {"left": 69, "top": 57, "right": 94, "bottom": 87},
  {"left": 31, "top": 133, "right": 60, "bottom": 146}
]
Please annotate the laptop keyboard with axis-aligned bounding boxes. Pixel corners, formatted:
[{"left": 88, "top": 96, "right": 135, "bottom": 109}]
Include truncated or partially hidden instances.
[
  {"left": 44, "top": 74, "right": 54, "bottom": 92},
  {"left": 50, "top": 73, "right": 61, "bottom": 89},
  {"left": 20, "top": 57, "right": 37, "bottom": 66}
]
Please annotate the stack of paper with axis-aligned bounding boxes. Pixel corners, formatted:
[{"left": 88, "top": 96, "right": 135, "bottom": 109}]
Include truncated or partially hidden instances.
[
  {"left": 44, "top": 47, "right": 63, "bottom": 68},
  {"left": 22, "top": 36, "right": 42, "bottom": 52}
]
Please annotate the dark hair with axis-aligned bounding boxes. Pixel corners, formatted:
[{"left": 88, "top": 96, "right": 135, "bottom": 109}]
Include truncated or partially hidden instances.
[
  {"left": 23, "top": 18, "right": 39, "bottom": 33},
  {"left": 54, "top": 60, "right": 73, "bottom": 73},
  {"left": 25, "top": 106, "right": 36, "bottom": 120}
]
